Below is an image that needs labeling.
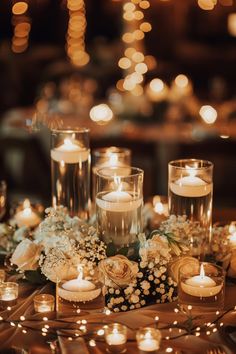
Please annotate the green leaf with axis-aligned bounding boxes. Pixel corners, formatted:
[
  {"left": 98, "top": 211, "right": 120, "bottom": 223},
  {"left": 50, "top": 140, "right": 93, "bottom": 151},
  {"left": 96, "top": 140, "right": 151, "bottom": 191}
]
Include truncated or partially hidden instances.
[
  {"left": 106, "top": 243, "right": 117, "bottom": 257},
  {"left": 118, "top": 247, "right": 129, "bottom": 257},
  {"left": 24, "top": 269, "right": 47, "bottom": 285}
]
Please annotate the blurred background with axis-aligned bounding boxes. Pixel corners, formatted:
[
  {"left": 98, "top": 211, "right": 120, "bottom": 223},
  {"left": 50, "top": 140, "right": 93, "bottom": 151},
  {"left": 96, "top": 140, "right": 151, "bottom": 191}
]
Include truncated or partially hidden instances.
[{"left": 0, "top": 0, "right": 236, "bottom": 209}]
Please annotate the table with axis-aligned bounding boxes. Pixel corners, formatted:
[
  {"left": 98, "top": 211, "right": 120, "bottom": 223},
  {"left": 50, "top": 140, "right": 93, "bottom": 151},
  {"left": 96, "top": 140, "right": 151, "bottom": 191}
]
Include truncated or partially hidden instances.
[{"left": 0, "top": 275, "right": 236, "bottom": 354}]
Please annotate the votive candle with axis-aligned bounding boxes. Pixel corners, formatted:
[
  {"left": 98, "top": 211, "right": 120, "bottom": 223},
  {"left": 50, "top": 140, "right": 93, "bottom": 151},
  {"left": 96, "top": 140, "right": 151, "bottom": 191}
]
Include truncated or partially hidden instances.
[
  {"left": 136, "top": 327, "right": 161, "bottom": 354},
  {"left": 34, "top": 294, "right": 55, "bottom": 313},
  {"left": 0, "top": 282, "right": 18, "bottom": 308},
  {"left": 105, "top": 323, "right": 127, "bottom": 353}
]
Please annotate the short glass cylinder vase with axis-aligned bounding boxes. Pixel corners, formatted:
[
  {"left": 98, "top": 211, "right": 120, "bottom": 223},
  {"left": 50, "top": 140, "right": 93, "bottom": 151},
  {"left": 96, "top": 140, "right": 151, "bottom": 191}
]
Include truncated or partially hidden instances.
[
  {"left": 178, "top": 262, "right": 225, "bottom": 311},
  {"left": 168, "top": 159, "right": 213, "bottom": 258},
  {"left": 34, "top": 294, "right": 55, "bottom": 313},
  {"left": 92, "top": 147, "right": 131, "bottom": 201},
  {"left": 96, "top": 167, "right": 143, "bottom": 258},
  {"left": 0, "top": 282, "right": 18, "bottom": 309},
  {"left": 104, "top": 323, "right": 127, "bottom": 353},
  {"left": 136, "top": 327, "right": 161, "bottom": 354},
  {"left": 51, "top": 128, "right": 90, "bottom": 220}
]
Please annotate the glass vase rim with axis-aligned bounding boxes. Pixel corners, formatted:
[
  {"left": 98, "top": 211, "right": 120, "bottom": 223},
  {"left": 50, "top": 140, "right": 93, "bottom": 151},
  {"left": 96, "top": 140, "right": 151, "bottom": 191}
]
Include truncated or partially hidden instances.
[
  {"left": 51, "top": 127, "right": 90, "bottom": 134},
  {"left": 92, "top": 146, "right": 131, "bottom": 157},
  {"left": 179, "top": 261, "right": 225, "bottom": 275},
  {"left": 169, "top": 159, "right": 213, "bottom": 170},
  {"left": 96, "top": 166, "right": 143, "bottom": 178},
  {"left": 0, "top": 281, "right": 19, "bottom": 288}
]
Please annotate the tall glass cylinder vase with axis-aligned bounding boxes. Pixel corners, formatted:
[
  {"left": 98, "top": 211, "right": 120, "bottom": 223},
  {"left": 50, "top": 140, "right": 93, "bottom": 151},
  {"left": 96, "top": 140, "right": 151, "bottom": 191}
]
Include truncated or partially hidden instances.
[
  {"left": 96, "top": 166, "right": 143, "bottom": 259},
  {"left": 51, "top": 128, "right": 90, "bottom": 220},
  {"left": 168, "top": 159, "right": 213, "bottom": 258},
  {"left": 92, "top": 147, "right": 131, "bottom": 201}
]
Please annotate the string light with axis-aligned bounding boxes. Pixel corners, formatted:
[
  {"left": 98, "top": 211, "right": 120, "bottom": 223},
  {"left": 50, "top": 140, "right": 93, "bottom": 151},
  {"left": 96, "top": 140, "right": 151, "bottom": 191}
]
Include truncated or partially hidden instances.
[
  {"left": 66, "top": 0, "right": 89, "bottom": 67},
  {"left": 118, "top": 0, "right": 152, "bottom": 95},
  {"left": 197, "top": 0, "right": 217, "bottom": 10},
  {"left": 11, "top": 1, "right": 31, "bottom": 53}
]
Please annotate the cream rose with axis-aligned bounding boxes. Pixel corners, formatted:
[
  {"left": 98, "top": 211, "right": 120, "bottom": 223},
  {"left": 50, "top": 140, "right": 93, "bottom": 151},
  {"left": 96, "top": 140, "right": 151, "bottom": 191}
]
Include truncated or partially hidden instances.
[
  {"left": 227, "top": 249, "right": 236, "bottom": 278},
  {"left": 98, "top": 255, "right": 138, "bottom": 288},
  {"left": 168, "top": 256, "right": 199, "bottom": 282},
  {"left": 11, "top": 239, "right": 42, "bottom": 271},
  {"left": 139, "top": 235, "right": 171, "bottom": 264}
]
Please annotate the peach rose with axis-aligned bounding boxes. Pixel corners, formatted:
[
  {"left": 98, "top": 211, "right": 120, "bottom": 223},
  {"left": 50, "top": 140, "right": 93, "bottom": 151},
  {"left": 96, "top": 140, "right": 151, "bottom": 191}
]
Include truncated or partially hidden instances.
[
  {"left": 99, "top": 255, "right": 138, "bottom": 288},
  {"left": 168, "top": 256, "right": 199, "bottom": 282},
  {"left": 11, "top": 239, "right": 42, "bottom": 271}
]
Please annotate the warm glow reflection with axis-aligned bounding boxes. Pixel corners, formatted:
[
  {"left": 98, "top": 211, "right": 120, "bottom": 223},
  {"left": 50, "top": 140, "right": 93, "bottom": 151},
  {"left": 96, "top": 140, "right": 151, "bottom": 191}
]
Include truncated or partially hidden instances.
[
  {"left": 198, "top": 0, "right": 216, "bottom": 10},
  {"left": 175, "top": 74, "right": 189, "bottom": 88},
  {"left": 12, "top": 2, "right": 28, "bottom": 15},
  {"left": 199, "top": 105, "right": 218, "bottom": 124},
  {"left": 228, "top": 13, "right": 236, "bottom": 36},
  {"left": 118, "top": 57, "right": 132, "bottom": 69},
  {"left": 90, "top": 104, "right": 113, "bottom": 124},
  {"left": 150, "top": 78, "right": 164, "bottom": 92}
]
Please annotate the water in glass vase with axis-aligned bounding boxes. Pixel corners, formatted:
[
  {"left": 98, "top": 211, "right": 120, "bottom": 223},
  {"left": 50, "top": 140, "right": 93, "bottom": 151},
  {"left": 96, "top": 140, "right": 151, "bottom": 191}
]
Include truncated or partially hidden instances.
[
  {"left": 96, "top": 191, "right": 143, "bottom": 257},
  {"left": 169, "top": 181, "right": 213, "bottom": 257},
  {"left": 51, "top": 153, "right": 90, "bottom": 219}
]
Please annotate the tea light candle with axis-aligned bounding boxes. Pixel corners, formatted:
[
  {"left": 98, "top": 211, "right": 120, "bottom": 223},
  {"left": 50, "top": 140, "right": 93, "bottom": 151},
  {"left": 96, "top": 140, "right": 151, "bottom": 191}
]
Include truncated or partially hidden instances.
[
  {"left": 136, "top": 328, "right": 161, "bottom": 353},
  {"left": 51, "top": 138, "right": 89, "bottom": 163},
  {"left": 105, "top": 323, "right": 127, "bottom": 353},
  {"left": 15, "top": 199, "right": 40, "bottom": 228},
  {"left": 34, "top": 294, "right": 55, "bottom": 313},
  {"left": 0, "top": 269, "right": 5, "bottom": 283},
  {"left": 228, "top": 223, "right": 236, "bottom": 248},
  {"left": 170, "top": 166, "right": 212, "bottom": 197},
  {"left": 181, "top": 264, "right": 222, "bottom": 297},
  {"left": 96, "top": 180, "right": 142, "bottom": 212},
  {"left": 58, "top": 265, "right": 101, "bottom": 302},
  {"left": 0, "top": 282, "right": 18, "bottom": 307}
]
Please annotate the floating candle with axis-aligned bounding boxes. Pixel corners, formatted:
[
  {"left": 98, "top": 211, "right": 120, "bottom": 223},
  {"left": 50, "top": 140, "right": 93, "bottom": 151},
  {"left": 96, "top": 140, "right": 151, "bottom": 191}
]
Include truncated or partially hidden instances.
[
  {"left": 96, "top": 180, "right": 141, "bottom": 212},
  {"left": 181, "top": 264, "right": 222, "bottom": 297},
  {"left": 51, "top": 138, "right": 89, "bottom": 164},
  {"left": 170, "top": 166, "right": 212, "bottom": 197},
  {"left": 15, "top": 199, "right": 40, "bottom": 228},
  {"left": 58, "top": 265, "right": 101, "bottom": 302}
]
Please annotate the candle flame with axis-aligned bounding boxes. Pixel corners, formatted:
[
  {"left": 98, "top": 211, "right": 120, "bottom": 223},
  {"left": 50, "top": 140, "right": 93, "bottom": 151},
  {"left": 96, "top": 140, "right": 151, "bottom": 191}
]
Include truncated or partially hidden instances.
[
  {"left": 186, "top": 165, "right": 197, "bottom": 178},
  {"left": 77, "top": 264, "right": 84, "bottom": 281},
  {"left": 109, "top": 154, "right": 118, "bottom": 166},
  {"left": 23, "top": 198, "right": 31, "bottom": 209},
  {"left": 64, "top": 138, "right": 73, "bottom": 147},
  {"left": 154, "top": 202, "right": 164, "bottom": 214},
  {"left": 114, "top": 176, "right": 123, "bottom": 192},
  {"left": 145, "top": 331, "right": 152, "bottom": 339},
  {"left": 200, "top": 264, "right": 205, "bottom": 278}
]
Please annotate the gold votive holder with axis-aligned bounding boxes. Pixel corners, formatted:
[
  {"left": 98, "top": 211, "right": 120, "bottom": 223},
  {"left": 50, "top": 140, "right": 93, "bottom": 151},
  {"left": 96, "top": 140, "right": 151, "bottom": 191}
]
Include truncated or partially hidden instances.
[
  {"left": 178, "top": 262, "right": 225, "bottom": 311},
  {"left": 0, "top": 282, "right": 18, "bottom": 308},
  {"left": 136, "top": 327, "right": 161, "bottom": 354},
  {"left": 34, "top": 294, "right": 55, "bottom": 313},
  {"left": 0, "top": 269, "right": 5, "bottom": 283},
  {"left": 104, "top": 323, "right": 127, "bottom": 353}
]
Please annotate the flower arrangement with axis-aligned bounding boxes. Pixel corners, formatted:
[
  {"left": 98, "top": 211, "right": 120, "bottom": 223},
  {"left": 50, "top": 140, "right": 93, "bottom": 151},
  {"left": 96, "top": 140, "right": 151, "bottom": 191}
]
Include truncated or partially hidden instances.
[
  {"left": 211, "top": 222, "right": 236, "bottom": 278},
  {"left": 10, "top": 207, "right": 107, "bottom": 283},
  {"left": 9, "top": 207, "right": 236, "bottom": 311}
]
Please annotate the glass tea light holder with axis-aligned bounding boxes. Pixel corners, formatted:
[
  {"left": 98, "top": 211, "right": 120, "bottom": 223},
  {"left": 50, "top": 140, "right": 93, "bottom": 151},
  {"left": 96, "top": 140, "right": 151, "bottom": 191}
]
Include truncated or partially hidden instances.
[
  {"left": 178, "top": 262, "right": 225, "bottom": 311},
  {"left": 0, "top": 269, "right": 5, "bottom": 283},
  {"left": 168, "top": 159, "right": 213, "bottom": 258},
  {"left": 104, "top": 323, "right": 127, "bottom": 353},
  {"left": 56, "top": 265, "right": 103, "bottom": 314},
  {"left": 34, "top": 294, "right": 55, "bottom": 313},
  {"left": 0, "top": 180, "right": 7, "bottom": 221},
  {"left": 14, "top": 198, "right": 41, "bottom": 228},
  {"left": 92, "top": 147, "right": 131, "bottom": 201},
  {"left": 96, "top": 167, "right": 144, "bottom": 257},
  {"left": 51, "top": 128, "right": 90, "bottom": 220},
  {"left": 136, "top": 327, "right": 161, "bottom": 354},
  {"left": 0, "top": 282, "right": 18, "bottom": 308}
]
